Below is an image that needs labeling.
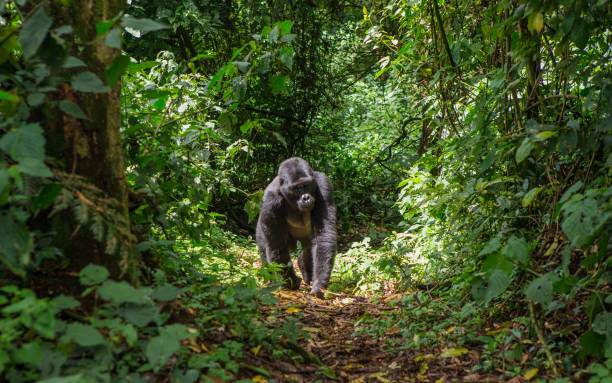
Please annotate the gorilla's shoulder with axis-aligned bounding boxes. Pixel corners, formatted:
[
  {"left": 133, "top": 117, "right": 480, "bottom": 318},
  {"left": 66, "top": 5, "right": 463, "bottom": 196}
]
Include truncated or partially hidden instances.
[{"left": 263, "top": 176, "right": 283, "bottom": 201}]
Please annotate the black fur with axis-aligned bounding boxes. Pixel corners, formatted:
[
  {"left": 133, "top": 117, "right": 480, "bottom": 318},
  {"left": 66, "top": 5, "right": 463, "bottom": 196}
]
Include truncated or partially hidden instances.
[{"left": 256, "top": 157, "right": 337, "bottom": 295}]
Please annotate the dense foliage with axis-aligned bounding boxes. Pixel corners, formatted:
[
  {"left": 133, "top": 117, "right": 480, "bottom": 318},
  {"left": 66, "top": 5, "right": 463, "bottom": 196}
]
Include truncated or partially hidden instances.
[{"left": 0, "top": 0, "right": 610, "bottom": 381}]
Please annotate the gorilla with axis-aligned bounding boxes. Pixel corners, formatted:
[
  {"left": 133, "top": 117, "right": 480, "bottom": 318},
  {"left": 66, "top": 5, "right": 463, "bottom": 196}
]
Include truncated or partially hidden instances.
[{"left": 256, "top": 157, "right": 337, "bottom": 295}]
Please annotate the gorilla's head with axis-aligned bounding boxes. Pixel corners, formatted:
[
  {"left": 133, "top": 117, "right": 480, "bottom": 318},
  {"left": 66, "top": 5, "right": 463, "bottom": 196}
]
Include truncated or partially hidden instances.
[{"left": 278, "top": 157, "right": 317, "bottom": 213}]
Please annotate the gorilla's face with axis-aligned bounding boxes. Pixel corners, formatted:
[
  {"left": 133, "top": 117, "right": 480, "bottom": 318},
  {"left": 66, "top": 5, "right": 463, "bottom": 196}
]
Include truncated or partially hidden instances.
[{"left": 279, "top": 158, "right": 317, "bottom": 213}]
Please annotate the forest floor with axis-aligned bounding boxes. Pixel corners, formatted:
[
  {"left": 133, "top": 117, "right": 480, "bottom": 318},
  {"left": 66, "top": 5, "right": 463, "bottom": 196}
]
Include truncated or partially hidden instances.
[
  {"left": 238, "top": 287, "right": 501, "bottom": 383},
  {"left": 256, "top": 290, "right": 486, "bottom": 383}
]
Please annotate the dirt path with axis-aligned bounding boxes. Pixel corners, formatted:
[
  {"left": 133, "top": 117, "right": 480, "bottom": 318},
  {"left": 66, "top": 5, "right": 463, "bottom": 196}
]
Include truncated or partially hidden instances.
[{"left": 245, "top": 290, "right": 491, "bottom": 383}]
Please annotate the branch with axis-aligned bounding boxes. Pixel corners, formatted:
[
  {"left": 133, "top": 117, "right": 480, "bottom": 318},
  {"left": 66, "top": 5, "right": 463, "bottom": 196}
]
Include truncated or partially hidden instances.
[{"left": 432, "top": 0, "right": 456, "bottom": 68}]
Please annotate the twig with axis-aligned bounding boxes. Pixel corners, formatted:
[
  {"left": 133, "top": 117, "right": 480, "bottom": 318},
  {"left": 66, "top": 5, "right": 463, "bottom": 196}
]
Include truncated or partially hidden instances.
[
  {"left": 432, "top": 0, "right": 456, "bottom": 68},
  {"left": 529, "top": 302, "right": 560, "bottom": 377}
]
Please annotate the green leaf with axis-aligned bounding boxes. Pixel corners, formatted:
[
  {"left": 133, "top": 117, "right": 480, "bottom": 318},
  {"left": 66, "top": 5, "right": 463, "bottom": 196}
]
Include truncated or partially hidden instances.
[
  {"left": 63, "top": 56, "right": 86, "bottom": 68},
  {"left": 38, "top": 375, "right": 84, "bottom": 383},
  {"left": 27, "top": 93, "right": 45, "bottom": 106},
  {"left": 118, "top": 303, "right": 161, "bottom": 327},
  {"left": 98, "top": 280, "right": 150, "bottom": 303},
  {"left": 479, "top": 147, "right": 496, "bottom": 173},
  {"left": 96, "top": 19, "right": 115, "bottom": 36},
  {"left": 269, "top": 75, "right": 287, "bottom": 95},
  {"left": 79, "top": 264, "right": 109, "bottom": 286},
  {"left": 522, "top": 187, "right": 541, "bottom": 207},
  {"left": 561, "top": 197, "right": 598, "bottom": 246},
  {"left": 593, "top": 312, "right": 612, "bottom": 356},
  {"left": 0, "top": 214, "right": 34, "bottom": 278},
  {"left": 0, "top": 90, "right": 19, "bottom": 102},
  {"left": 515, "top": 138, "right": 534, "bottom": 164},
  {"left": 33, "top": 182, "right": 62, "bottom": 210},
  {"left": 146, "top": 333, "right": 180, "bottom": 372},
  {"left": 19, "top": 5, "right": 53, "bottom": 59},
  {"left": 0, "top": 123, "right": 45, "bottom": 162},
  {"left": 151, "top": 285, "right": 183, "bottom": 301},
  {"left": 481, "top": 253, "right": 514, "bottom": 275},
  {"left": 279, "top": 20, "right": 293, "bottom": 35},
  {"left": 0, "top": 168, "right": 9, "bottom": 193},
  {"left": 18, "top": 158, "right": 52, "bottom": 177},
  {"left": 71, "top": 72, "right": 109, "bottom": 93},
  {"left": 58, "top": 100, "right": 88, "bottom": 120},
  {"left": 52, "top": 294, "right": 80, "bottom": 310},
  {"left": 472, "top": 269, "right": 511, "bottom": 304},
  {"left": 64, "top": 323, "right": 105, "bottom": 346},
  {"left": 105, "top": 27, "right": 121, "bottom": 49},
  {"left": 120, "top": 15, "right": 167, "bottom": 34},
  {"left": 106, "top": 54, "right": 131, "bottom": 88},
  {"left": 14, "top": 341, "right": 42, "bottom": 367},
  {"left": 559, "top": 181, "right": 583, "bottom": 204},
  {"left": 478, "top": 237, "right": 501, "bottom": 256},
  {"left": 502, "top": 236, "right": 529, "bottom": 265},
  {"left": 280, "top": 47, "right": 294, "bottom": 70},
  {"left": 535, "top": 130, "right": 556, "bottom": 140},
  {"left": 126, "top": 60, "right": 158, "bottom": 74},
  {"left": 525, "top": 273, "right": 557, "bottom": 306},
  {"left": 580, "top": 330, "right": 604, "bottom": 357}
]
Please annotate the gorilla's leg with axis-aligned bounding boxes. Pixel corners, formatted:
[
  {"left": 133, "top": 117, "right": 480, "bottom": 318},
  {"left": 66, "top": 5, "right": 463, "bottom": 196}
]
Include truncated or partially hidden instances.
[
  {"left": 311, "top": 238, "right": 336, "bottom": 294},
  {"left": 298, "top": 244, "right": 313, "bottom": 284},
  {"left": 267, "top": 247, "right": 301, "bottom": 290}
]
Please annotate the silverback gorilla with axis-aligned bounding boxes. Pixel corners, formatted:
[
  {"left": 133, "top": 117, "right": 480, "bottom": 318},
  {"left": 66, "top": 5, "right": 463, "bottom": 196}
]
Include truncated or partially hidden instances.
[{"left": 256, "top": 157, "right": 337, "bottom": 295}]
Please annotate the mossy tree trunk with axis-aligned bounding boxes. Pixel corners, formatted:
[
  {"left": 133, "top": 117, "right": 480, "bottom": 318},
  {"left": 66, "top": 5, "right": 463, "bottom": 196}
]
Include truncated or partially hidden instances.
[{"left": 45, "top": 1, "right": 137, "bottom": 280}]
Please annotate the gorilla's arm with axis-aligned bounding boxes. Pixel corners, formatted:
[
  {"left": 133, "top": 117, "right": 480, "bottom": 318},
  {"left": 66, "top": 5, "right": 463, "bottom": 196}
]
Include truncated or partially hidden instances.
[
  {"left": 310, "top": 171, "right": 337, "bottom": 294},
  {"left": 256, "top": 177, "right": 301, "bottom": 289}
]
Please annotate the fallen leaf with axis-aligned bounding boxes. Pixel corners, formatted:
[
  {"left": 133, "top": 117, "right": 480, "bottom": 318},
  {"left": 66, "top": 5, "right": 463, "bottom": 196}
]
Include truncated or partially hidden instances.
[
  {"left": 285, "top": 306, "right": 302, "bottom": 314},
  {"left": 251, "top": 344, "right": 262, "bottom": 356},
  {"left": 486, "top": 327, "right": 508, "bottom": 335},
  {"left": 441, "top": 347, "right": 469, "bottom": 357},
  {"left": 419, "top": 361, "right": 428, "bottom": 375},
  {"left": 349, "top": 377, "right": 365, "bottom": 383},
  {"left": 524, "top": 368, "right": 538, "bottom": 380}
]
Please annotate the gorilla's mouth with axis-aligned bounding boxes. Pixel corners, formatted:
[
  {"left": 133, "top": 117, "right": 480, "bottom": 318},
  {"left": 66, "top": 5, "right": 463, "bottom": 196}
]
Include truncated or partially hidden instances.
[{"left": 297, "top": 199, "right": 315, "bottom": 212}]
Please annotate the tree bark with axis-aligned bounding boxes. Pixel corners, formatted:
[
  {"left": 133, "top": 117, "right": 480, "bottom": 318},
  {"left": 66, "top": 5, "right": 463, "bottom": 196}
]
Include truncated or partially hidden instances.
[{"left": 46, "top": 0, "right": 136, "bottom": 280}]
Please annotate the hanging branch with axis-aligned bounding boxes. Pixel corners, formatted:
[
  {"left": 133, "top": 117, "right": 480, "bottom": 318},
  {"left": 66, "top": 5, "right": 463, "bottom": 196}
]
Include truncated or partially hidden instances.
[{"left": 432, "top": 0, "right": 456, "bottom": 68}]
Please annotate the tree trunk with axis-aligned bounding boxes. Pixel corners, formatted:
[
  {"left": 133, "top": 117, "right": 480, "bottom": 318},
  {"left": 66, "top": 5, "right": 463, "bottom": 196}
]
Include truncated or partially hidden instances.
[{"left": 46, "top": 1, "right": 136, "bottom": 280}]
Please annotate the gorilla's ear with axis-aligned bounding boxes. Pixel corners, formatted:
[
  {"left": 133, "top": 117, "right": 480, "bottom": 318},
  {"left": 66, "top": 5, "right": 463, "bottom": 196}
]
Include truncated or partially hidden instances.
[{"left": 279, "top": 177, "right": 285, "bottom": 185}]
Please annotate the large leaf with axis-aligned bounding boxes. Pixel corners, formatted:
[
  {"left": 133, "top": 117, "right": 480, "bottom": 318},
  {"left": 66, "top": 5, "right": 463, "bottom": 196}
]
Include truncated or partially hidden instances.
[
  {"left": 64, "top": 323, "right": 106, "bottom": 347},
  {"left": 472, "top": 269, "right": 511, "bottom": 304},
  {"left": 561, "top": 196, "right": 599, "bottom": 246},
  {"left": 0, "top": 214, "right": 34, "bottom": 278},
  {"left": 118, "top": 303, "right": 161, "bottom": 327},
  {"left": 515, "top": 138, "right": 534, "bottom": 164},
  {"left": 593, "top": 312, "right": 612, "bottom": 356},
  {"left": 98, "top": 280, "right": 150, "bottom": 304},
  {"left": 502, "top": 236, "right": 529, "bottom": 265},
  {"left": 79, "top": 264, "right": 109, "bottom": 286},
  {"left": 71, "top": 72, "right": 109, "bottom": 93},
  {"left": 525, "top": 273, "right": 557, "bottom": 307},
  {"left": 481, "top": 253, "right": 514, "bottom": 275},
  {"left": 59, "top": 100, "right": 88, "bottom": 120},
  {"left": 151, "top": 285, "right": 183, "bottom": 301},
  {"left": 478, "top": 237, "right": 501, "bottom": 256},
  {"left": 0, "top": 123, "right": 45, "bottom": 162},
  {"left": 18, "top": 158, "right": 52, "bottom": 177},
  {"left": 121, "top": 16, "right": 167, "bottom": 34},
  {"left": 146, "top": 333, "right": 180, "bottom": 372},
  {"left": 106, "top": 54, "right": 131, "bottom": 88},
  {"left": 19, "top": 5, "right": 53, "bottom": 59}
]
